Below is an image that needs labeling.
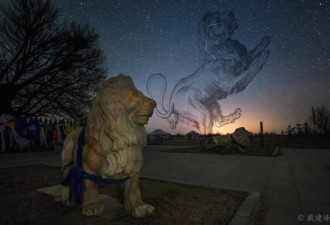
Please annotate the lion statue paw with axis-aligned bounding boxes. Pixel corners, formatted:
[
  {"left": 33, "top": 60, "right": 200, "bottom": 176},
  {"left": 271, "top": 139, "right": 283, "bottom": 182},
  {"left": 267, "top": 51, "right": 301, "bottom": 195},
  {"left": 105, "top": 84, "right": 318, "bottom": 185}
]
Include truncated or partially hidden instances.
[
  {"left": 82, "top": 202, "right": 104, "bottom": 216},
  {"left": 132, "top": 203, "right": 155, "bottom": 218},
  {"left": 60, "top": 186, "right": 75, "bottom": 206}
]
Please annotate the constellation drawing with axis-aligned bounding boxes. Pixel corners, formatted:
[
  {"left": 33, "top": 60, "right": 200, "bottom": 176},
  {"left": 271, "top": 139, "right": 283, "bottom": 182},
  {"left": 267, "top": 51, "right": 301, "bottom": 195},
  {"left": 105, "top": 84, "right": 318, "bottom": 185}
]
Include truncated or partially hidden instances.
[{"left": 147, "top": 11, "right": 270, "bottom": 134}]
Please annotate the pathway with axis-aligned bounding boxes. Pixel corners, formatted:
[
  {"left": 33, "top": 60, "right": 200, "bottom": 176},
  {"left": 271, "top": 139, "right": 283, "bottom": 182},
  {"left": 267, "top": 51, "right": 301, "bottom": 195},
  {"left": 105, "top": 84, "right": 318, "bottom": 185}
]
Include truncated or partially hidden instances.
[{"left": 1, "top": 146, "right": 329, "bottom": 224}]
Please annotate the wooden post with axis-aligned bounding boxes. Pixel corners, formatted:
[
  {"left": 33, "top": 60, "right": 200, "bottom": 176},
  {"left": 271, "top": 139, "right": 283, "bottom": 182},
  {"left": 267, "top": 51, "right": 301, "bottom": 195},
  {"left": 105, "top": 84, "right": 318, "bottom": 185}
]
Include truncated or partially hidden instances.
[
  {"left": 312, "top": 106, "right": 316, "bottom": 132},
  {"left": 260, "top": 121, "right": 264, "bottom": 149}
]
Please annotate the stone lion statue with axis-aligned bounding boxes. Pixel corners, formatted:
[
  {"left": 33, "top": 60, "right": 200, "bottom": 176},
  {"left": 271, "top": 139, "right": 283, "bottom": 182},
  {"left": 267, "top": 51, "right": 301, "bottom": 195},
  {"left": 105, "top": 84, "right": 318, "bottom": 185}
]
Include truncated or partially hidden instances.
[
  {"left": 212, "top": 127, "right": 252, "bottom": 153},
  {"left": 61, "top": 74, "right": 156, "bottom": 217},
  {"left": 147, "top": 11, "right": 270, "bottom": 134}
]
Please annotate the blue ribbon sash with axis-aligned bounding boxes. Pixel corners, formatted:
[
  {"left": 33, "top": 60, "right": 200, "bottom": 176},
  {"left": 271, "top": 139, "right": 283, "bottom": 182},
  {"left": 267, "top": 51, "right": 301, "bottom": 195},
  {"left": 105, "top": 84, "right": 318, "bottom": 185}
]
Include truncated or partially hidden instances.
[{"left": 61, "top": 127, "right": 129, "bottom": 204}]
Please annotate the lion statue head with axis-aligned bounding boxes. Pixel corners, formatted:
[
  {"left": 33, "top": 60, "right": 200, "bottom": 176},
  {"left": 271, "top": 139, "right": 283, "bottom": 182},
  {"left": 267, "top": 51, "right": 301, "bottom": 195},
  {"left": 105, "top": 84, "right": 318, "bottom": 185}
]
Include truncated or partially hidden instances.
[
  {"left": 200, "top": 11, "right": 238, "bottom": 41},
  {"left": 86, "top": 74, "right": 156, "bottom": 177}
]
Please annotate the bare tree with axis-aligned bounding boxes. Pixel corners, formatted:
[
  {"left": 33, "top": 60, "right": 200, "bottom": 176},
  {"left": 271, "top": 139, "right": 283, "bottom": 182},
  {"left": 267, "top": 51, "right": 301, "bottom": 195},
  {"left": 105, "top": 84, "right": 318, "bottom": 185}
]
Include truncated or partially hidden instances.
[
  {"left": 286, "top": 124, "right": 295, "bottom": 136},
  {"left": 303, "top": 122, "right": 311, "bottom": 135},
  {"left": 0, "top": 0, "right": 106, "bottom": 119},
  {"left": 295, "top": 122, "right": 303, "bottom": 135},
  {"left": 312, "top": 105, "right": 330, "bottom": 134}
]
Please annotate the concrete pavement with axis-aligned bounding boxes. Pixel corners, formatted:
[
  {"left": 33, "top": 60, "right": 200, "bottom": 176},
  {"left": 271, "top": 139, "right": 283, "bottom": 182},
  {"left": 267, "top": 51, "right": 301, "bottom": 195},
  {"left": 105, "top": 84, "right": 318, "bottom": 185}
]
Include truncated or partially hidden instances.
[
  {"left": 1, "top": 145, "right": 330, "bottom": 225},
  {"left": 263, "top": 148, "right": 330, "bottom": 225}
]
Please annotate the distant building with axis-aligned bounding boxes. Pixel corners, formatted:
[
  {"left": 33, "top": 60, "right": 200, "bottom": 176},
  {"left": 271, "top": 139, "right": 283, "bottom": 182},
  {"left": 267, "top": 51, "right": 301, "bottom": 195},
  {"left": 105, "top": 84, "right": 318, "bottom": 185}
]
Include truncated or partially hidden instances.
[
  {"left": 148, "top": 129, "right": 172, "bottom": 140},
  {"left": 186, "top": 130, "right": 199, "bottom": 140}
]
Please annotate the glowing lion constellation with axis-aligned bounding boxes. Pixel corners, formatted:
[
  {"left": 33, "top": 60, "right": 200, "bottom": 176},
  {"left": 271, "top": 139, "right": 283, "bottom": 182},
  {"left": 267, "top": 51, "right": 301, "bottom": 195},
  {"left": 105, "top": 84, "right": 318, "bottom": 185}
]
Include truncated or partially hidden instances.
[{"left": 147, "top": 11, "right": 270, "bottom": 134}]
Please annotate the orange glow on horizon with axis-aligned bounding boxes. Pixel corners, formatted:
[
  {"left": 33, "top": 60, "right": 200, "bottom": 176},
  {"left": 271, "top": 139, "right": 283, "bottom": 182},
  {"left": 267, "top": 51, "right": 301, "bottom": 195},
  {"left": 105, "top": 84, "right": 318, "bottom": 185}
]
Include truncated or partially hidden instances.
[
  {"left": 211, "top": 119, "right": 279, "bottom": 135},
  {"left": 212, "top": 121, "right": 260, "bottom": 135},
  {"left": 211, "top": 128, "right": 231, "bottom": 135},
  {"left": 146, "top": 111, "right": 281, "bottom": 135}
]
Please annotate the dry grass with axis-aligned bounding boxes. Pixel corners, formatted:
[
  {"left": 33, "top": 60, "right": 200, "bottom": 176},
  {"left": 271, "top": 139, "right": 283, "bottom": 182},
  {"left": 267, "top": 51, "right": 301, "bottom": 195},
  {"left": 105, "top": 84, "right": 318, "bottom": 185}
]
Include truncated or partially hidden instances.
[
  {"left": 159, "top": 134, "right": 330, "bottom": 156},
  {"left": 161, "top": 136, "right": 277, "bottom": 156},
  {"left": 103, "top": 179, "right": 247, "bottom": 225},
  {"left": 0, "top": 165, "right": 247, "bottom": 225}
]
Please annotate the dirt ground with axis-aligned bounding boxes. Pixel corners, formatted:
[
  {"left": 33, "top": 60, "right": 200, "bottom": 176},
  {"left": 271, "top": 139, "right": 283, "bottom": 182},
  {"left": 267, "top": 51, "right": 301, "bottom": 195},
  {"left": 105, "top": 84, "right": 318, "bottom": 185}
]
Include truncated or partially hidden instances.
[
  {"left": 160, "top": 134, "right": 330, "bottom": 156},
  {"left": 161, "top": 135, "right": 277, "bottom": 156},
  {"left": 258, "top": 134, "right": 330, "bottom": 149},
  {"left": 0, "top": 165, "right": 248, "bottom": 225},
  {"left": 161, "top": 145, "right": 276, "bottom": 156}
]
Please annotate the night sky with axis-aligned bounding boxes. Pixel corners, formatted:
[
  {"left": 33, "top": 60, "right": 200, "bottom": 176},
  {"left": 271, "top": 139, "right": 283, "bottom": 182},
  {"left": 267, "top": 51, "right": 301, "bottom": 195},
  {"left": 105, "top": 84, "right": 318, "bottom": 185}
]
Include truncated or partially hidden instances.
[{"left": 53, "top": 0, "right": 329, "bottom": 134}]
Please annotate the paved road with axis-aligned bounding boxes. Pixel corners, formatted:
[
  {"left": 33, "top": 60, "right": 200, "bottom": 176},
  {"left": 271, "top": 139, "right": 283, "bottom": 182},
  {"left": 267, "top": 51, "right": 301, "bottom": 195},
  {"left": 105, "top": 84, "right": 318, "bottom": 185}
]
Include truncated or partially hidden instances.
[{"left": 1, "top": 146, "right": 329, "bottom": 225}]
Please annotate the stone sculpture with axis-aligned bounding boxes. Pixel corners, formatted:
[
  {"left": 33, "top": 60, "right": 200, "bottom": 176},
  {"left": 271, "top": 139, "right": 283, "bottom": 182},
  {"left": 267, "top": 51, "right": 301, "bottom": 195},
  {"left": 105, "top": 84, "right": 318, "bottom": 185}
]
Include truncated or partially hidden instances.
[
  {"left": 212, "top": 127, "right": 251, "bottom": 152},
  {"left": 61, "top": 74, "right": 156, "bottom": 217}
]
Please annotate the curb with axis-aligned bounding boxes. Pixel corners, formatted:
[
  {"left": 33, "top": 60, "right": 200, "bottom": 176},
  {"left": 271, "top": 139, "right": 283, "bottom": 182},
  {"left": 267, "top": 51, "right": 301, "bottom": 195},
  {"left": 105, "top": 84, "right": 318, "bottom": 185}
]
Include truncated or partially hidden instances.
[
  {"left": 140, "top": 175, "right": 259, "bottom": 225},
  {"left": 272, "top": 147, "right": 280, "bottom": 156},
  {"left": 140, "top": 175, "right": 219, "bottom": 189},
  {"left": 229, "top": 192, "right": 260, "bottom": 225}
]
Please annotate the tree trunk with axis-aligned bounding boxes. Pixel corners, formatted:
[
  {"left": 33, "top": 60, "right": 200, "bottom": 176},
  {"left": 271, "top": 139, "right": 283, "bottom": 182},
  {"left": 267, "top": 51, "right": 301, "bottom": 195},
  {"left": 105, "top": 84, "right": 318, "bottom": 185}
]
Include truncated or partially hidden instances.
[{"left": 0, "top": 85, "right": 15, "bottom": 115}]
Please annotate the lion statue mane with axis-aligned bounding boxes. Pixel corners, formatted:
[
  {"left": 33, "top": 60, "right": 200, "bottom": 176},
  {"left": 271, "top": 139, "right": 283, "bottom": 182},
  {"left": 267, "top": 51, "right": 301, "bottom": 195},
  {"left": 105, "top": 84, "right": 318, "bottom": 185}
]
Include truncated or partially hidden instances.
[{"left": 61, "top": 74, "right": 156, "bottom": 217}]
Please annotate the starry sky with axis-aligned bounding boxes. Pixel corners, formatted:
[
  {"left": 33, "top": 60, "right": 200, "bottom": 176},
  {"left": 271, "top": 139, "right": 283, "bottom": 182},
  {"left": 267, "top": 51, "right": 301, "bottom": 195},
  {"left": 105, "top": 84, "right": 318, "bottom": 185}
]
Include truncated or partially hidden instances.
[{"left": 52, "top": 0, "right": 329, "bottom": 134}]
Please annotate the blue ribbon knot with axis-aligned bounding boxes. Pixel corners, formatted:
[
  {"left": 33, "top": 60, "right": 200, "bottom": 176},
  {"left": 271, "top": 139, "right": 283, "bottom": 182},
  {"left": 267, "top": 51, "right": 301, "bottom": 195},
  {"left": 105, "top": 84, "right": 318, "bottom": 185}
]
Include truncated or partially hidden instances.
[{"left": 61, "top": 165, "right": 84, "bottom": 204}]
